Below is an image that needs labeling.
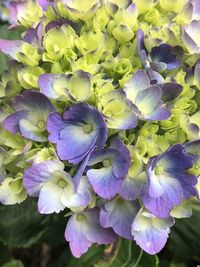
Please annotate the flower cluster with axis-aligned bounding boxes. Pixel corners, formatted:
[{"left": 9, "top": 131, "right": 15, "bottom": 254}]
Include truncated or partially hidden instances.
[{"left": 0, "top": 0, "right": 200, "bottom": 258}]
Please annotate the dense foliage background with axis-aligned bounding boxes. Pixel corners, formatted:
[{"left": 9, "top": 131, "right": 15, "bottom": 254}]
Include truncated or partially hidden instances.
[{"left": 0, "top": 5, "right": 200, "bottom": 267}]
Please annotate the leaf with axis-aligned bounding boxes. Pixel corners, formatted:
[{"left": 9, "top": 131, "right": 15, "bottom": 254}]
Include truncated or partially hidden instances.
[
  {"left": 0, "top": 242, "right": 11, "bottom": 265},
  {"left": 168, "top": 200, "right": 200, "bottom": 262},
  {"left": 0, "top": 198, "right": 47, "bottom": 248},
  {"left": 95, "top": 239, "right": 159, "bottom": 267},
  {"left": 67, "top": 245, "right": 105, "bottom": 267},
  {"left": 1, "top": 260, "right": 24, "bottom": 267}
]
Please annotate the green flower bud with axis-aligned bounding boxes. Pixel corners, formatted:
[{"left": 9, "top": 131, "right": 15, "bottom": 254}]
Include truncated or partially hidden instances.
[
  {"left": 93, "top": 7, "right": 109, "bottom": 32},
  {"left": 17, "top": 1, "right": 43, "bottom": 27},
  {"left": 16, "top": 43, "right": 41, "bottom": 67},
  {"left": 17, "top": 66, "right": 44, "bottom": 89},
  {"left": 134, "top": 0, "right": 157, "bottom": 14},
  {"left": 119, "top": 42, "right": 135, "bottom": 59},
  {"left": 0, "top": 174, "right": 27, "bottom": 205},
  {"left": 144, "top": 8, "right": 160, "bottom": 25},
  {"left": 112, "top": 24, "right": 134, "bottom": 44},
  {"left": 114, "top": 58, "right": 132, "bottom": 76},
  {"left": 43, "top": 25, "right": 77, "bottom": 62},
  {"left": 114, "top": 5, "right": 138, "bottom": 28},
  {"left": 0, "top": 69, "right": 21, "bottom": 100},
  {"left": 159, "top": 0, "right": 187, "bottom": 13}
]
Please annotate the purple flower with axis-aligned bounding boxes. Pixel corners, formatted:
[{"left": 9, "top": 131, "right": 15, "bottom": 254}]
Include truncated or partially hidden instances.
[
  {"left": 132, "top": 208, "right": 174, "bottom": 255},
  {"left": 137, "top": 30, "right": 181, "bottom": 72},
  {"left": 150, "top": 44, "right": 181, "bottom": 72},
  {"left": 100, "top": 196, "right": 140, "bottom": 239},
  {"left": 123, "top": 70, "right": 171, "bottom": 121},
  {"left": 38, "top": 70, "right": 91, "bottom": 102},
  {"left": 65, "top": 208, "right": 116, "bottom": 258},
  {"left": 23, "top": 160, "right": 92, "bottom": 214},
  {"left": 47, "top": 103, "right": 107, "bottom": 164},
  {"left": 86, "top": 137, "right": 130, "bottom": 199},
  {"left": 3, "top": 90, "right": 55, "bottom": 142},
  {"left": 142, "top": 141, "right": 199, "bottom": 218}
]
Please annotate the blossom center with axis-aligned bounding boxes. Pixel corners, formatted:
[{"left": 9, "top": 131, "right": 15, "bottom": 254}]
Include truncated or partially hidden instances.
[
  {"left": 155, "top": 165, "right": 165, "bottom": 175},
  {"left": 103, "top": 159, "right": 111, "bottom": 167},
  {"left": 83, "top": 123, "right": 93, "bottom": 134},
  {"left": 37, "top": 120, "right": 45, "bottom": 130},
  {"left": 76, "top": 214, "right": 86, "bottom": 222},
  {"left": 58, "top": 179, "right": 67, "bottom": 188}
]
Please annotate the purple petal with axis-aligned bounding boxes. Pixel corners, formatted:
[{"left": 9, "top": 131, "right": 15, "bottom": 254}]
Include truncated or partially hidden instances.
[
  {"left": 132, "top": 209, "right": 174, "bottom": 255},
  {"left": 142, "top": 105, "right": 171, "bottom": 121},
  {"left": 87, "top": 147, "right": 130, "bottom": 199},
  {"left": 65, "top": 208, "right": 116, "bottom": 258},
  {"left": 47, "top": 112, "right": 68, "bottom": 143},
  {"left": 100, "top": 197, "right": 140, "bottom": 239},
  {"left": 0, "top": 39, "right": 23, "bottom": 60},
  {"left": 23, "top": 160, "right": 64, "bottom": 197},
  {"left": 37, "top": 0, "right": 50, "bottom": 10},
  {"left": 160, "top": 83, "right": 183, "bottom": 102},
  {"left": 38, "top": 182, "right": 66, "bottom": 214},
  {"left": 13, "top": 90, "right": 55, "bottom": 113},
  {"left": 2, "top": 110, "right": 29, "bottom": 134},
  {"left": 120, "top": 172, "right": 147, "bottom": 200}
]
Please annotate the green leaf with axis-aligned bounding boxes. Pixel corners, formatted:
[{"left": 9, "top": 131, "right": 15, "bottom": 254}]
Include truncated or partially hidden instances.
[
  {"left": 95, "top": 239, "right": 159, "bottom": 267},
  {"left": 168, "top": 200, "right": 200, "bottom": 262},
  {"left": 0, "top": 243, "right": 11, "bottom": 265},
  {"left": 1, "top": 260, "right": 24, "bottom": 267},
  {"left": 0, "top": 198, "right": 46, "bottom": 248}
]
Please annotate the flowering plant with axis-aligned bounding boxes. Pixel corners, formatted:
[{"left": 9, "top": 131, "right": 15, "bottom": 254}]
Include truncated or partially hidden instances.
[{"left": 0, "top": 0, "right": 200, "bottom": 266}]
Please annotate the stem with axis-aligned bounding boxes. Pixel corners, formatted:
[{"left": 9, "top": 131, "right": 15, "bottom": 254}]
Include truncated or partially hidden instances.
[{"left": 132, "top": 249, "right": 143, "bottom": 267}]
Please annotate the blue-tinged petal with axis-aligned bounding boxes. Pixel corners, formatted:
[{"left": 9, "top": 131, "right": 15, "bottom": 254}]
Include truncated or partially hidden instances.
[
  {"left": 101, "top": 90, "right": 138, "bottom": 130},
  {"left": 135, "top": 85, "right": 162, "bottom": 115},
  {"left": 0, "top": 39, "right": 23, "bottom": 61},
  {"left": 38, "top": 74, "right": 67, "bottom": 100},
  {"left": 142, "top": 106, "right": 171, "bottom": 121},
  {"left": 3, "top": 110, "right": 29, "bottom": 134},
  {"left": 160, "top": 83, "right": 183, "bottom": 102},
  {"left": 23, "top": 160, "right": 64, "bottom": 197},
  {"left": 150, "top": 44, "right": 180, "bottom": 70},
  {"left": 100, "top": 196, "right": 140, "bottom": 239},
  {"left": 87, "top": 165, "right": 122, "bottom": 199},
  {"left": 47, "top": 112, "right": 68, "bottom": 143},
  {"left": 185, "top": 139, "right": 200, "bottom": 156},
  {"left": 13, "top": 90, "right": 55, "bottom": 114},
  {"left": 65, "top": 208, "right": 116, "bottom": 258},
  {"left": 19, "top": 118, "right": 47, "bottom": 142},
  {"left": 143, "top": 143, "right": 199, "bottom": 218},
  {"left": 57, "top": 124, "right": 97, "bottom": 163},
  {"left": 137, "top": 29, "right": 148, "bottom": 66},
  {"left": 142, "top": 177, "right": 182, "bottom": 218},
  {"left": 183, "top": 20, "right": 200, "bottom": 54},
  {"left": 120, "top": 172, "right": 147, "bottom": 200},
  {"left": 124, "top": 70, "right": 150, "bottom": 103},
  {"left": 38, "top": 181, "right": 66, "bottom": 214},
  {"left": 132, "top": 209, "right": 174, "bottom": 255},
  {"left": 87, "top": 145, "right": 130, "bottom": 199},
  {"left": 3, "top": 91, "right": 55, "bottom": 142},
  {"left": 61, "top": 176, "right": 91, "bottom": 209}
]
